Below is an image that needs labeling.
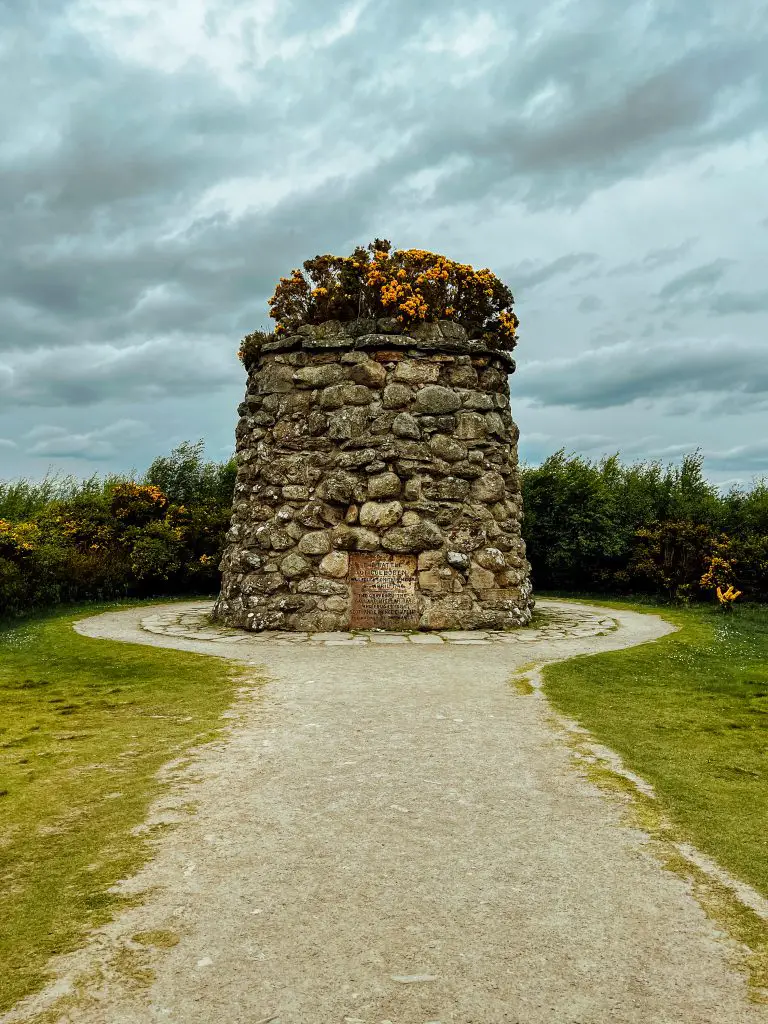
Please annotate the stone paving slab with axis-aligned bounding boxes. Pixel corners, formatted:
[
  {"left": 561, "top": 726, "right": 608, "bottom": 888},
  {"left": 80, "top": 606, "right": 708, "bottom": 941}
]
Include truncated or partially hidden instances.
[{"left": 140, "top": 601, "right": 618, "bottom": 647}]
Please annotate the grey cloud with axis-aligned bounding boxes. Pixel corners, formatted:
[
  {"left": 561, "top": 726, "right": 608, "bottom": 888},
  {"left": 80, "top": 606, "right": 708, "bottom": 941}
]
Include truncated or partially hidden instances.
[
  {"left": 518, "top": 436, "right": 556, "bottom": 465},
  {"left": 0, "top": 438, "right": 17, "bottom": 449},
  {"left": 704, "top": 442, "right": 768, "bottom": 471},
  {"left": 703, "top": 392, "right": 768, "bottom": 417},
  {"left": 518, "top": 61, "right": 718, "bottom": 169},
  {"left": 609, "top": 240, "right": 696, "bottom": 277},
  {"left": 24, "top": 420, "right": 149, "bottom": 460},
  {"left": 562, "top": 434, "right": 615, "bottom": 452},
  {"left": 657, "top": 259, "right": 733, "bottom": 301},
  {"left": 1, "top": 337, "right": 240, "bottom": 408},
  {"left": 639, "top": 443, "right": 701, "bottom": 459},
  {"left": 516, "top": 339, "right": 768, "bottom": 410},
  {"left": 533, "top": 433, "right": 616, "bottom": 454},
  {"left": 419, "top": 28, "right": 767, "bottom": 211},
  {"left": 643, "top": 240, "right": 697, "bottom": 270},
  {"left": 519, "top": 430, "right": 619, "bottom": 462},
  {"left": 662, "top": 397, "right": 709, "bottom": 417},
  {"left": 506, "top": 254, "right": 600, "bottom": 294},
  {"left": 709, "top": 290, "right": 768, "bottom": 315},
  {"left": 578, "top": 295, "right": 601, "bottom": 313}
]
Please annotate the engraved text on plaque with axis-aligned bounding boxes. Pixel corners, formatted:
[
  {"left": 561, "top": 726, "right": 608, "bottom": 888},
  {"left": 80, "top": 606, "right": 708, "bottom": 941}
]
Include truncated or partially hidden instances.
[{"left": 349, "top": 552, "right": 420, "bottom": 630}]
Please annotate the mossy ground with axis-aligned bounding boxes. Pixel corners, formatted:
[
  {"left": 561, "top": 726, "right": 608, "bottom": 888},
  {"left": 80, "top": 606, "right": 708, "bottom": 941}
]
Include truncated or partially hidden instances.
[{"left": 0, "top": 602, "right": 244, "bottom": 1013}]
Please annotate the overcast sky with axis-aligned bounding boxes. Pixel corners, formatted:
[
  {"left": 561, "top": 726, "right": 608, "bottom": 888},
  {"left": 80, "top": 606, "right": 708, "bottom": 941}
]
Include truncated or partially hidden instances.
[{"left": 1, "top": 0, "right": 767, "bottom": 486}]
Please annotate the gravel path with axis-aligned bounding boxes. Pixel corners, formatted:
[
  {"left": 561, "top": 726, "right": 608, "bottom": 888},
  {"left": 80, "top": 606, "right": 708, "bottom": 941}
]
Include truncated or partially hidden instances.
[{"left": 7, "top": 600, "right": 766, "bottom": 1024}]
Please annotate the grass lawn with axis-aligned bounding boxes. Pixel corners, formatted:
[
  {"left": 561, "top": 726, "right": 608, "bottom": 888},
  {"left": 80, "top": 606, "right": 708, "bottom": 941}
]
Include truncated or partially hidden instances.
[
  {"left": 541, "top": 597, "right": 768, "bottom": 896},
  {"left": 0, "top": 602, "right": 243, "bottom": 1013}
]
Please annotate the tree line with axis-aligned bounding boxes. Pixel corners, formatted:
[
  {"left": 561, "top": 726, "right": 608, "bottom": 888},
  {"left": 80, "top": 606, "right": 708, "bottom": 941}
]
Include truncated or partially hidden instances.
[
  {"left": 522, "top": 450, "right": 767, "bottom": 602},
  {"left": 1, "top": 443, "right": 765, "bottom": 618}
]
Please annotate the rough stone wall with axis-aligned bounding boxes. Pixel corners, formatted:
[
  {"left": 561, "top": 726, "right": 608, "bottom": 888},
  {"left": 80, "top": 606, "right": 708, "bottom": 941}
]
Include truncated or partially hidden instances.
[{"left": 213, "top": 318, "right": 533, "bottom": 631}]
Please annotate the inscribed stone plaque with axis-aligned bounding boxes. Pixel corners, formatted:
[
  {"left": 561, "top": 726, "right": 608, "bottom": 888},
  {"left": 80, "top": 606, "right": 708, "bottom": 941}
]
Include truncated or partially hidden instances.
[{"left": 349, "top": 552, "right": 419, "bottom": 629}]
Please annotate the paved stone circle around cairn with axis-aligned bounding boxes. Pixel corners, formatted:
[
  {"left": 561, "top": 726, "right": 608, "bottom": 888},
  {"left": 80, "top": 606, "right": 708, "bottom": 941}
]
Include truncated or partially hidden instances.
[
  {"left": 214, "top": 317, "right": 534, "bottom": 633},
  {"left": 144, "top": 601, "right": 618, "bottom": 647}
]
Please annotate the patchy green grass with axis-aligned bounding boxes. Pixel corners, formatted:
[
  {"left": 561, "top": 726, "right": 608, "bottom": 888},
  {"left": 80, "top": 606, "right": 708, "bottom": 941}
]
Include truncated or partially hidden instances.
[
  {"left": 541, "top": 598, "right": 768, "bottom": 896},
  {"left": 0, "top": 602, "right": 244, "bottom": 1013}
]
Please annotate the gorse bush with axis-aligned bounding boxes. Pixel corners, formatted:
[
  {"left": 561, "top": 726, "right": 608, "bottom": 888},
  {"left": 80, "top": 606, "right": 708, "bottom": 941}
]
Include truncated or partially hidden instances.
[
  {"left": 0, "top": 442, "right": 236, "bottom": 618},
  {"left": 262, "top": 238, "right": 518, "bottom": 348}
]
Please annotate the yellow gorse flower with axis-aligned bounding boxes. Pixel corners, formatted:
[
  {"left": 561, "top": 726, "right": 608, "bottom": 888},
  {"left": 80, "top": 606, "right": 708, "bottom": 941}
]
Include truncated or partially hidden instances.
[
  {"left": 700, "top": 555, "right": 732, "bottom": 589},
  {"left": 264, "top": 239, "right": 518, "bottom": 353},
  {"left": 0, "top": 518, "right": 39, "bottom": 551}
]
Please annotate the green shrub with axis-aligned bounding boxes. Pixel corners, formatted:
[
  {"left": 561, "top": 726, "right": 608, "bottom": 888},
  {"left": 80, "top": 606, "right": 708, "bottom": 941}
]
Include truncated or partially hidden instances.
[
  {"left": 145, "top": 440, "right": 236, "bottom": 506},
  {"left": 128, "top": 521, "right": 184, "bottom": 584},
  {"left": 520, "top": 450, "right": 768, "bottom": 602},
  {"left": 0, "top": 442, "right": 234, "bottom": 618},
  {"left": 621, "top": 520, "right": 715, "bottom": 601}
]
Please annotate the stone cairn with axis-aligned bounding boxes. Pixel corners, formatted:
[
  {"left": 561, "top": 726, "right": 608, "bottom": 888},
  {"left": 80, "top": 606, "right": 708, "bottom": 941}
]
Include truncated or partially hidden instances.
[{"left": 213, "top": 317, "right": 533, "bottom": 632}]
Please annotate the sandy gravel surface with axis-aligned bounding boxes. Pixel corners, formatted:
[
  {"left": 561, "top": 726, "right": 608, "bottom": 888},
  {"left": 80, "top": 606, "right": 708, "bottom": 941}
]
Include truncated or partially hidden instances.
[{"left": 6, "top": 601, "right": 766, "bottom": 1024}]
